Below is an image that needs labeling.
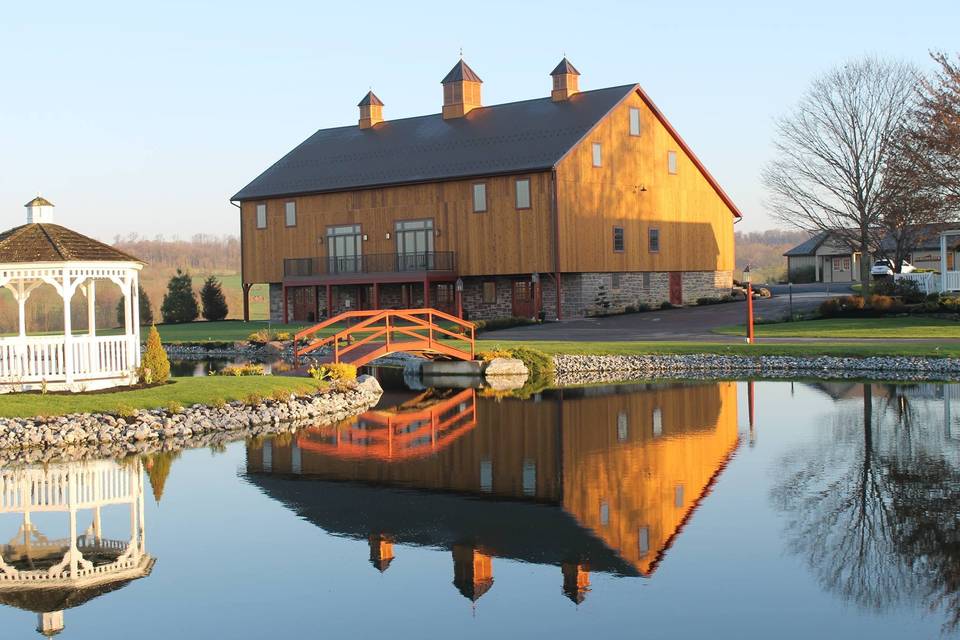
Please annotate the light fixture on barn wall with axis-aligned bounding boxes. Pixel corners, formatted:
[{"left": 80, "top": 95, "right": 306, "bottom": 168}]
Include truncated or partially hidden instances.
[
  {"left": 635, "top": 184, "right": 648, "bottom": 193},
  {"left": 385, "top": 232, "right": 391, "bottom": 239},
  {"left": 362, "top": 234, "right": 368, "bottom": 241}
]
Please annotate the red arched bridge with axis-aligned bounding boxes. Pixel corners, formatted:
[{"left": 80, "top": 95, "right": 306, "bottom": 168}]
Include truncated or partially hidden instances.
[{"left": 293, "top": 308, "right": 475, "bottom": 368}]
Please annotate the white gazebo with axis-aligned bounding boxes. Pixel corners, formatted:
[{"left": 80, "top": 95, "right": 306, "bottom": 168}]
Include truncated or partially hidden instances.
[
  {"left": 0, "top": 197, "right": 144, "bottom": 392},
  {"left": 0, "top": 458, "right": 154, "bottom": 636}
]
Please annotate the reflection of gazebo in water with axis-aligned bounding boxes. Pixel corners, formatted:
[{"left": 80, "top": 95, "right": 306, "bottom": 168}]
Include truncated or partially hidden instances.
[
  {"left": 0, "top": 197, "right": 144, "bottom": 392},
  {"left": 0, "top": 459, "right": 153, "bottom": 636},
  {"left": 246, "top": 382, "right": 740, "bottom": 606}
]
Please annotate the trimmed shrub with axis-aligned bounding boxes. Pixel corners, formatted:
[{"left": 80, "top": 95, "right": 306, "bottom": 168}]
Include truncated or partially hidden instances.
[
  {"left": 116, "top": 285, "right": 153, "bottom": 327},
  {"left": 473, "top": 316, "right": 537, "bottom": 333},
  {"left": 139, "top": 325, "right": 170, "bottom": 384},
  {"left": 213, "top": 363, "right": 265, "bottom": 377},
  {"left": 324, "top": 363, "right": 357, "bottom": 381},
  {"left": 160, "top": 269, "right": 199, "bottom": 324},
  {"left": 660, "top": 301, "right": 674, "bottom": 310},
  {"left": 200, "top": 275, "right": 229, "bottom": 321},
  {"left": 696, "top": 297, "right": 722, "bottom": 305},
  {"left": 872, "top": 278, "right": 925, "bottom": 304}
]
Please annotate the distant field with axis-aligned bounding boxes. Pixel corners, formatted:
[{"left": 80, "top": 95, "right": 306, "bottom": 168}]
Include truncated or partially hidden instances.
[{"left": 187, "top": 274, "right": 269, "bottom": 320}]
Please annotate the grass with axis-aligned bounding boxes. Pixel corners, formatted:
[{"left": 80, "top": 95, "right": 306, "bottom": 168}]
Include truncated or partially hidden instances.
[
  {"left": 99, "top": 320, "right": 307, "bottom": 344},
  {"left": 0, "top": 376, "right": 322, "bottom": 419},
  {"left": 712, "top": 316, "right": 960, "bottom": 339},
  {"left": 473, "top": 339, "right": 960, "bottom": 358}
]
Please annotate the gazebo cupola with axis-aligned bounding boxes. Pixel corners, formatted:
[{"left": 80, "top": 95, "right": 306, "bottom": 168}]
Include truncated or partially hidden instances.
[{"left": 0, "top": 197, "right": 145, "bottom": 393}]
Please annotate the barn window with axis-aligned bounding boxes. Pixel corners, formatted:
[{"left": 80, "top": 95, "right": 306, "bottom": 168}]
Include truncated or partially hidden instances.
[
  {"left": 648, "top": 228, "right": 660, "bottom": 253},
  {"left": 612, "top": 273, "right": 621, "bottom": 290},
  {"left": 642, "top": 272, "right": 652, "bottom": 290},
  {"left": 515, "top": 178, "right": 531, "bottom": 209},
  {"left": 285, "top": 201, "right": 296, "bottom": 227},
  {"left": 256, "top": 203, "right": 267, "bottom": 229},
  {"left": 482, "top": 281, "right": 497, "bottom": 304},
  {"left": 667, "top": 150, "right": 678, "bottom": 174},
  {"left": 473, "top": 183, "right": 487, "bottom": 212},
  {"left": 592, "top": 142, "right": 602, "bottom": 167},
  {"left": 629, "top": 108, "right": 642, "bottom": 136},
  {"left": 613, "top": 226, "right": 625, "bottom": 252}
]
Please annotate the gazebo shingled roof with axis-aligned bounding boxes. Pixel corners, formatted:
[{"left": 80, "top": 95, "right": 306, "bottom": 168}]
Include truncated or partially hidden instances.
[{"left": 0, "top": 223, "right": 143, "bottom": 264}]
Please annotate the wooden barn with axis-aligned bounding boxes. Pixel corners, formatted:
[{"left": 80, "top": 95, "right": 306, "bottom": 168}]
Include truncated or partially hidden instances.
[{"left": 232, "top": 58, "right": 741, "bottom": 322}]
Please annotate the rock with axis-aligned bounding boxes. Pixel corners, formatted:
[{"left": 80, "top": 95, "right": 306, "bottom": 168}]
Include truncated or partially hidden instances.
[
  {"left": 485, "top": 373, "right": 529, "bottom": 391},
  {"left": 484, "top": 357, "right": 529, "bottom": 377},
  {"left": 356, "top": 374, "right": 383, "bottom": 397}
]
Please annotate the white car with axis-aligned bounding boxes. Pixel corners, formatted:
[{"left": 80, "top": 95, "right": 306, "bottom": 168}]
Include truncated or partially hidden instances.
[{"left": 870, "top": 259, "right": 916, "bottom": 277}]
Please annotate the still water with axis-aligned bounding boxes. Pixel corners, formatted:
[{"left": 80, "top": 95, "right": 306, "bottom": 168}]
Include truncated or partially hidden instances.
[{"left": 1, "top": 380, "right": 959, "bottom": 638}]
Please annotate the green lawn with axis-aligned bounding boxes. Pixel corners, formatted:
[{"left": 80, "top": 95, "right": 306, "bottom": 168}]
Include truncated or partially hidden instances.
[
  {"left": 474, "top": 339, "right": 960, "bottom": 358},
  {"left": 100, "top": 320, "right": 308, "bottom": 343},
  {"left": 712, "top": 316, "right": 960, "bottom": 339},
  {"left": 0, "top": 376, "right": 322, "bottom": 419}
]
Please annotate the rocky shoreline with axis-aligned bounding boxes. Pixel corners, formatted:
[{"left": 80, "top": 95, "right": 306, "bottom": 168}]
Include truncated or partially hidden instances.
[
  {"left": 0, "top": 376, "right": 383, "bottom": 466},
  {"left": 553, "top": 354, "right": 960, "bottom": 385}
]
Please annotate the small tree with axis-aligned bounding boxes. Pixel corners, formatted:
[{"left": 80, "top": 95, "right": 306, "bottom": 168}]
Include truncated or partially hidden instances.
[
  {"left": 139, "top": 325, "right": 170, "bottom": 384},
  {"left": 116, "top": 285, "right": 154, "bottom": 326},
  {"left": 160, "top": 269, "right": 198, "bottom": 324},
  {"left": 199, "top": 275, "right": 229, "bottom": 321}
]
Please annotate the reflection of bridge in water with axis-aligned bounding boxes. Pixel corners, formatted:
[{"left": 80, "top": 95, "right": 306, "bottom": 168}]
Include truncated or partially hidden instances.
[
  {"left": 0, "top": 459, "right": 153, "bottom": 636},
  {"left": 247, "top": 382, "right": 740, "bottom": 604}
]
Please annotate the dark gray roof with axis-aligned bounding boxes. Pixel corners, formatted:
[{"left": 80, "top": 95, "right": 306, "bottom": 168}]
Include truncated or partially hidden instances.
[
  {"left": 783, "top": 231, "right": 829, "bottom": 257},
  {"left": 877, "top": 223, "right": 960, "bottom": 252},
  {"left": 550, "top": 57, "right": 580, "bottom": 75},
  {"left": 357, "top": 91, "right": 383, "bottom": 107},
  {"left": 233, "top": 84, "right": 637, "bottom": 201},
  {"left": 441, "top": 59, "right": 482, "bottom": 84}
]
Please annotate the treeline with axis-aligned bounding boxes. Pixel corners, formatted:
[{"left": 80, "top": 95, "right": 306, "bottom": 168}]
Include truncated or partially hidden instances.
[
  {"left": 735, "top": 229, "right": 810, "bottom": 284},
  {"left": 0, "top": 236, "right": 245, "bottom": 334}
]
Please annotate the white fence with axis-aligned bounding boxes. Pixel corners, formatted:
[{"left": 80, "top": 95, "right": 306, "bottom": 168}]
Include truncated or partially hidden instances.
[
  {"left": 0, "top": 335, "right": 133, "bottom": 383},
  {"left": 894, "top": 271, "right": 960, "bottom": 294}
]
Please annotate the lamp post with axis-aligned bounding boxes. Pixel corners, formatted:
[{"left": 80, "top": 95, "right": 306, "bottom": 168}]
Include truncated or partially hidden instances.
[
  {"left": 455, "top": 278, "right": 464, "bottom": 319},
  {"left": 744, "top": 266, "right": 754, "bottom": 344}
]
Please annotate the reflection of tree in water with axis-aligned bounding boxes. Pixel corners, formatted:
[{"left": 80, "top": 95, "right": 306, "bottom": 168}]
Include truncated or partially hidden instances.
[{"left": 772, "top": 384, "right": 960, "bottom": 631}]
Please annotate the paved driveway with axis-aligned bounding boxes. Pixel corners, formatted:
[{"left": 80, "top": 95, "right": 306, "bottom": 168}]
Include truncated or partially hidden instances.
[{"left": 485, "top": 288, "right": 842, "bottom": 342}]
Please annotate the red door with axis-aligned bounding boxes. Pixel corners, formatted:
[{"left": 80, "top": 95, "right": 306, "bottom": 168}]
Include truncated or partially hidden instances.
[
  {"left": 291, "top": 286, "right": 317, "bottom": 322},
  {"left": 512, "top": 281, "right": 539, "bottom": 318},
  {"left": 669, "top": 273, "right": 683, "bottom": 305}
]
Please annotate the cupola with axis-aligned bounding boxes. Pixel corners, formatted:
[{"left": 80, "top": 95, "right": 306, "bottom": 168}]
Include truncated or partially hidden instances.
[
  {"left": 441, "top": 59, "right": 482, "bottom": 119},
  {"left": 24, "top": 196, "right": 54, "bottom": 224},
  {"left": 358, "top": 91, "right": 384, "bottom": 129},
  {"left": 550, "top": 57, "right": 580, "bottom": 102}
]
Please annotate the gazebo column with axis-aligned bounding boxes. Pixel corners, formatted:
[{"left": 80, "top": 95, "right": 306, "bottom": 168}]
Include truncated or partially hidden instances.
[
  {"left": 86, "top": 280, "right": 96, "bottom": 337},
  {"left": 17, "top": 280, "right": 27, "bottom": 338},
  {"left": 63, "top": 268, "right": 74, "bottom": 385},
  {"left": 131, "top": 273, "right": 141, "bottom": 367}
]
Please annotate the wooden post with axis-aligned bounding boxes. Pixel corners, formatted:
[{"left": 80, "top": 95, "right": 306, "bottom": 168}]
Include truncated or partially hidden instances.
[
  {"left": 242, "top": 283, "right": 252, "bottom": 322},
  {"left": 746, "top": 282, "right": 754, "bottom": 344},
  {"left": 423, "top": 279, "right": 430, "bottom": 308},
  {"left": 373, "top": 282, "right": 380, "bottom": 310},
  {"left": 326, "top": 284, "right": 333, "bottom": 319},
  {"left": 941, "top": 233, "right": 948, "bottom": 293}
]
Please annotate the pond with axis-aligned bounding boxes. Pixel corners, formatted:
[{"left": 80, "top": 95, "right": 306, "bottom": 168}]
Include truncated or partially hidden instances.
[{"left": 1, "top": 378, "right": 959, "bottom": 638}]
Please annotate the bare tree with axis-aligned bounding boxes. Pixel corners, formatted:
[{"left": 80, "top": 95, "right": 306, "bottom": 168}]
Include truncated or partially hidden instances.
[
  {"left": 877, "top": 137, "right": 951, "bottom": 272},
  {"left": 763, "top": 58, "right": 918, "bottom": 293},
  {"left": 909, "top": 52, "right": 960, "bottom": 208}
]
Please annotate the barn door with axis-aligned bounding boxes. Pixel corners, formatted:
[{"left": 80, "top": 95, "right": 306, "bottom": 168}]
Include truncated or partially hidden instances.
[
  {"left": 512, "top": 281, "right": 539, "bottom": 318},
  {"left": 669, "top": 273, "right": 683, "bottom": 305}
]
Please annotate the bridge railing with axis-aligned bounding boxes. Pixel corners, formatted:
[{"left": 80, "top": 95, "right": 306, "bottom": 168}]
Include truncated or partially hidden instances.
[{"left": 293, "top": 308, "right": 475, "bottom": 366}]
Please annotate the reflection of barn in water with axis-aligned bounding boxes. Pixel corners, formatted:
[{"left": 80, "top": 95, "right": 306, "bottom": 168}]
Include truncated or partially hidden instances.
[
  {"left": 0, "top": 460, "right": 153, "bottom": 636},
  {"left": 246, "top": 382, "right": 739, "bottom": 604}
]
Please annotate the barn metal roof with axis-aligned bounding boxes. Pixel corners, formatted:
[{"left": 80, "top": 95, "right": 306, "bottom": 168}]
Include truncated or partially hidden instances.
[{"left": 232, "top": 84, "right": 637, "bottom": 201}]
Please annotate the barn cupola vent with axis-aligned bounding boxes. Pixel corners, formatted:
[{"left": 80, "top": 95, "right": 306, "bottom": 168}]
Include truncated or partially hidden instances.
[
  {"left": 24, "top": 196, "right": 55, "bottom": 224},
  {"left": 358, "top": 91, "right": 385, "bottom": 129},
  {"left": 441, "top": 59, "right": 482, "bottom": 120},
  {"left": 550, "top": 57, "right": 580, "bottom": 102}
]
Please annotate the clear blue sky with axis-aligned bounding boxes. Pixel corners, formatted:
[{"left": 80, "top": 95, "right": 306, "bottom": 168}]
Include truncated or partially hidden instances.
[{"left": 2, "top": 0, "right": 957, "bottom": 240}]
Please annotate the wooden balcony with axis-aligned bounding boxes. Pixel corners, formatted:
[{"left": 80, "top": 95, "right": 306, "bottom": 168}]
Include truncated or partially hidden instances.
[{"left": 284, "top": 251, "right": 456, "bottom": 283}]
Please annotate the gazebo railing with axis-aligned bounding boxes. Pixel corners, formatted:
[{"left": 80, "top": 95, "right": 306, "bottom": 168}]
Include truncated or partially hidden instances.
[{"left": 0, "top": 335, "right": 133, "bottom": 383}]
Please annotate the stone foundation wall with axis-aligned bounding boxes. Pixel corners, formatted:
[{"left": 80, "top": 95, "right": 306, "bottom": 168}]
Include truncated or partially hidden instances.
[
  {"left": 269, "top": 283, "right": 283, "bottom": 323},
  {"left": 461, "top": 277, "right": 514, "bottom": 321},
  {"left": 681, "top": 271, "right": 734, "bottom": 303}
]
